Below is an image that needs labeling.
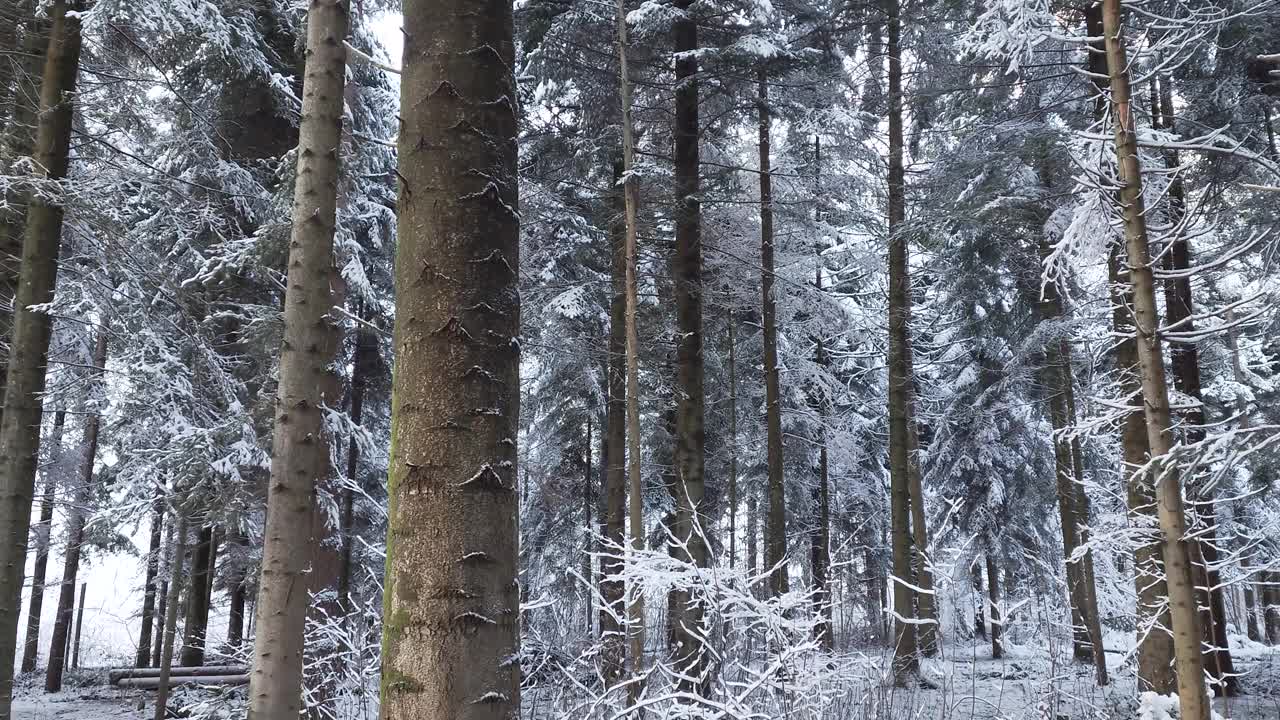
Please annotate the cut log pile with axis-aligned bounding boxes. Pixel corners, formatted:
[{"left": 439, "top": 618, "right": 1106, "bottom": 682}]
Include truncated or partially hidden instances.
[{"left": 108, "top": 665, "right": 249, "bottom": 689}]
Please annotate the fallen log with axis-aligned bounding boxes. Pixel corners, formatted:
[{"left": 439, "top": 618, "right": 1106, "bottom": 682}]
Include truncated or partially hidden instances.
[
  {"left": 109, "top": 666, "right": 247, "bottom": 684},
  {"left": 115, "top": 674, "right": 249, "bottom": 689}
]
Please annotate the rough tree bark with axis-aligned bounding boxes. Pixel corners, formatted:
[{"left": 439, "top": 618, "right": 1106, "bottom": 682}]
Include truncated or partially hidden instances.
[
  {"left": 0, "top": 5, "right": 82, "bottom": 710},
  {"left": 379, "top": 0, "right": 521, "bottom": 717},
  {"left": 1102, "top": 1, "right": 1211, "bottom": 716},
  {"left": 599, "top": 156, "right": 627, "bottom": 684},
  {"left": 758, "top": 67, "right": 788, "bottom": 599},
  {"left": 245, "top": 2, "right": 350, "bottom": 717},
  {"left": 46, "top": 326, "right": 107, "bottom": 693},
  {"left": 20, "top": 410, "right": 64, "bottom": 673},
  {"left": 135, "top": 489, "right": 165, "bottom": 667},
  {"left": 668, "top": 0, "right": 709, "bottom": 691},
  {"left": 886, "top": 0, "right": 920, "bottom": 682}
]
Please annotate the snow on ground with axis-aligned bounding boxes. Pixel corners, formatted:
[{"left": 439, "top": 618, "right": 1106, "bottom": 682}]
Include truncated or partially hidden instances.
[{"left": 8, "top": 640, "right": 1279, "bottom": 719}]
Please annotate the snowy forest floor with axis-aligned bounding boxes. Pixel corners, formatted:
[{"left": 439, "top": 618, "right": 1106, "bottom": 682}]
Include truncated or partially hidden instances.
[{"left": 7, "top": 639, "right": 1278, "bottom": 719}]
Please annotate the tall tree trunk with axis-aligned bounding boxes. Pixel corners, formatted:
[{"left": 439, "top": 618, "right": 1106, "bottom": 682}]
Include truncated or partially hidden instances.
[
  {"left": 245, "top": 3, "right": 350, "bottom": 717},
  {"left": 583, "top": 415, "right": 594, "bottom": 634},
  {"left": 0, "top": 3, "right": 82, "bottom": 712},
  {"left": 20, "top": 410, "right": 64, "bottom": 673},
  {"left": 885, "top": 0, "right": 919, "bottom": 683},
  {"left": 0, "top": 5, "right": 49, "bottom": 409},
  {"left": 758, "top": 67, "right": 788, "bottom": 598},
  {"left": 668, "top": 0, "right": 709, "bottom": 691},
  {"left": 151, "top": 520, "right": 172, "bottom": 668},
  {"left": 180, "top": 525, "right": 214, "bottom": 667},
  {"left": 811, "top": 266, "right": 832, "bottom": 651},
  {"left": 905, "top": 408, "right": 938, "bottom": 655},
  {"left": 1151, "top": 73, "right": 1237, "bottom": 696},
  {"left": 727, "top": 316, "right": 738, "bottom": 570},
  {"left": 153, "top": 515, "right": 188, "bottom": 720},
  {"left": 379, "top": 0, "right": 521, "bottom": 716},
  {"left": 44, "top": 324, "right": 107, "bottom": 693},
  {"left": 973, "top": 563, "right": 986, "bottom": 640},
  {"left": 986, "top": 554, "right": 1002, "bottom": 660},
  {"left": 617, "top": 0, "right": 646, "bottom": 682},
  {"left": 1036, "top": 233, "right": 1107, "bottom": 681},
  {"left": 1101, "top": 2, "right": 1211, "bottom": 716},
  {"left": 70, "top": 583, "right": 84, "bottom": 669},
  {"left": 225, "top": 528, "right": 246, "bottom": 650},
  {"left": 599, "top": 156, "right": 627, "bottom": 685},
  {"left": 335, "top": 307, "right": 372, "bottom": 617},
  {"left": 1083, "top": 3, "right": 1176, "bottom": 693},
  {"left": 1265, "top": 574, "right": 1280, "bottom": 644},
  {"left": 0, "top": 0, "right": 24, "bottom": 132},
  {"left": 135, "top": 490, "right": 165, "bottom": 668},
  {"left": 1224, "top": 310, "right": 1265, "bottom": 645}
]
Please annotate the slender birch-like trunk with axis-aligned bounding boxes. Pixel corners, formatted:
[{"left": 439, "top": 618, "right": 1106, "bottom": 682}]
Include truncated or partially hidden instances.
[
  {"left": 379, "top": 1, "right": 521, "bottom": 716},
  {"left": 153, "top": 515, "right": 188, "bottom": 720},
  {"left": 986, "top": 555, "right": 1002, "bottom": 659},
  {"left": 0, "top": 4, "right": 82, "bottom": 712},
  {"left": 758, "top": 67, "right": 788, "bottom": 598},
  {"left": 20, "top": 410, "right": 64, "bottom": 673},
  {"left": 135, "top": 489, "right": 164, "bottom": 667},
  {"left": 46, "top": 326, "right": 107, "bottom": 693},
  {"left": 246, "top": 2, "right": 349, "bottom": 717},
  {"left": 886, "top": 0, "right": 919, "bottom": 682},
  {"left": 727, "top": 316, "right": 738, "bottom": 569},
  {"left": 617, "top": 0, "right": 647, "bottom": 681},
  {"left": 599, "top": 157, "right": 627, "bottom": 683},
  {"left": 1151, "top": 73, "right": 1237, "bottom": 696},
  {"left": 1102, "top": 1, "right": 1210, "bottom": 715}
]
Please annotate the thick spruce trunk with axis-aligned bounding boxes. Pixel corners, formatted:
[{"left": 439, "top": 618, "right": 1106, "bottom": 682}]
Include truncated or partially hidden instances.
[
  {"left": 599, "top": 157, "right": 627, "bottom": 683},
  {"left": 758, "top": 68, "right": 788, "bottom": 598},
  {"left": 135, "top": 491, "right": 165, "bottom": 667},
  {"left": 886, "top": 0, "right": 920, "bottom": 682},
  {"left": 668, "top": 0, "right": 709, "bottom": 692},
  {"left": 45, "top": 326, "right": 107, "bottom": 692},
  {"left": 20, "top": 410, "right": 64, "bottom": 673},
  {"left": 246, "top": 2, "right": 350, "bottom": 717},
  {"left": 1102, "top": 1, "right": 1210, "bottom": 715},
  {"left": 0, "top": 5, "right": 49, "bottom": 402},
  {"left": 379, "top": 0, "right": 521, "bottom": 716},
  {"left": 0, "top": 4, "right": 82, "bottom": 711}
]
